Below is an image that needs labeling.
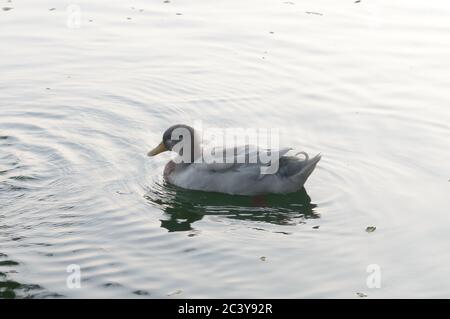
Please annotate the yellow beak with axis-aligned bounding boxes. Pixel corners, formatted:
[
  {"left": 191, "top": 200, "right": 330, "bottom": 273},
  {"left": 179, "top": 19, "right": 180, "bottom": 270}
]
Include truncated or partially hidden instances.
[{"left": 148, "top": 141, "right": 167, "bottom": 157}]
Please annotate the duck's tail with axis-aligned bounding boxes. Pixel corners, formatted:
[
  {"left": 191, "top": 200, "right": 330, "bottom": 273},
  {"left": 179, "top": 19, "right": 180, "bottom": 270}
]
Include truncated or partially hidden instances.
[{"left": 288, "top": 153, "right": 321, "bottom": 188}]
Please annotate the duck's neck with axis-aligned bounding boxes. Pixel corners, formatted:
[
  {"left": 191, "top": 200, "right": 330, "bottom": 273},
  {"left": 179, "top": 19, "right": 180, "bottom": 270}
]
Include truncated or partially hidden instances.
[
  {"left": 176, "top": 132, "right": 203, "bottom": 164},
  {"left": 192, "top": 141, "right": 203, "bottom": 163}
]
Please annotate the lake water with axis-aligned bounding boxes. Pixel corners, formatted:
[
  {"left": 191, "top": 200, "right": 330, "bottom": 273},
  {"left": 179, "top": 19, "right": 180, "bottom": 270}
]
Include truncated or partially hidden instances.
[{"left": 1, "top": 0, "right": 450, "bottom": 298}]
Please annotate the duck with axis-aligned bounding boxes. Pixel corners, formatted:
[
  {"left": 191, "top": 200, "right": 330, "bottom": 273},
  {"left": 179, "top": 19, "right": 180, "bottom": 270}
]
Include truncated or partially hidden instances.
[{"left": 147, "top": 124, "right": 321, "bottom": 196}]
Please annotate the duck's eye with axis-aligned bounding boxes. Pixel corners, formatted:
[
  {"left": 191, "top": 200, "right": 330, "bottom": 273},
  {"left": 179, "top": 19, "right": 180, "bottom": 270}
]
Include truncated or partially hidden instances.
[{"left": 165, "top": 136, "right": 182, "bottom": 150}]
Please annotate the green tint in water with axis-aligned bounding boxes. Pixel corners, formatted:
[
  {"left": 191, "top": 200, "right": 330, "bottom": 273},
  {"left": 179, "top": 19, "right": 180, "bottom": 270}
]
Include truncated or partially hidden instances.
[
  {"left": 145, "top": 183, "right": 318, "bottom": 232},
  {"left": 1, "top": 0, "right": 450, "bottom": 298}
]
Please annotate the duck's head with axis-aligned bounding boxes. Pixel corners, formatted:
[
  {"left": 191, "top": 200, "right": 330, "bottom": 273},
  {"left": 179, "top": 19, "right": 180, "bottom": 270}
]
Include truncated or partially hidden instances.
[{"left": 148, "top": 124, "right": 197, "bottom": 162}]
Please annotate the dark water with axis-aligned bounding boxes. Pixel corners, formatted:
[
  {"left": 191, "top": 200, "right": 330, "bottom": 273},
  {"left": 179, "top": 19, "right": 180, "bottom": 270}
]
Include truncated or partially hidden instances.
[{"left": 1, "top": 0, "right": 450, "bottom": 298}]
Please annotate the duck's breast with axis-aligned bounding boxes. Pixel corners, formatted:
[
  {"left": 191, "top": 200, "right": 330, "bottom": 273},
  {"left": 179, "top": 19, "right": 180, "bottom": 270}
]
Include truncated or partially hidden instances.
[{"left": 163, "top": 161, "right": 176, "bottom": 180}]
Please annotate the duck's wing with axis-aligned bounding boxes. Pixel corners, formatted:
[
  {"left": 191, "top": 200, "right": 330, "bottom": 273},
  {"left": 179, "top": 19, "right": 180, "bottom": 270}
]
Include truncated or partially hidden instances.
[{"left": 200, "top": 146, "right": 292, "bottom": 172}]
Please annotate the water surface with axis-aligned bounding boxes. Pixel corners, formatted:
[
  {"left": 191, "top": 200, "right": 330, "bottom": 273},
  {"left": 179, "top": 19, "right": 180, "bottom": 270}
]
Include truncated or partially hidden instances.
[{"left": 1, "top": 0, "right": 450, "bottom": 298}]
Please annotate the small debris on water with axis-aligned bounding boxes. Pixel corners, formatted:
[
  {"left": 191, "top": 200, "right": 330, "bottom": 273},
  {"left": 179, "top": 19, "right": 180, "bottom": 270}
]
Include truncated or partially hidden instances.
[
  {"left": 366, "top": 226, "right": 376, "bottom": 233},
  {"left": 116, "top": 190, "right": 133, "bottom": 195},
  {"left": 176, "top": 13, "right": 182, "bottom": 15},
  {"left": 103, "top": 282, "right": 122, "bottom": 288},
  {"left": 167, "top": 289, "right": 183, "bottom": 296},
  {"left": 305, "top": 11, "right": 323, "bottom": 16},
  {"left": 355, "top": 0, "right": 361, "bottom": 3},
  {"left": 49, "top": 8, "right": 56, "bottom": 11},
  {"left": 187, "top": 230, "right": 200, "bottom": 237},
  {"left": 260, "top": 256, "right": 267, "bottom": 261},
  {"left": 2, "top": 7, "right": 13, "bottom": 11},
  {"left": 312, "top": 225, "right": 320, "bottom": 229},
  {"left": 356, "top": 292, "right": 367, "bottom": 298}
]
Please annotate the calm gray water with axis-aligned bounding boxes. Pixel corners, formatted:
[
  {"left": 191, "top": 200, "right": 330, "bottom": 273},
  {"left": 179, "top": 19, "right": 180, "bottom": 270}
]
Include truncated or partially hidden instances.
[{"left": 1, "top": 0, "right": 450, "bottom": 298}]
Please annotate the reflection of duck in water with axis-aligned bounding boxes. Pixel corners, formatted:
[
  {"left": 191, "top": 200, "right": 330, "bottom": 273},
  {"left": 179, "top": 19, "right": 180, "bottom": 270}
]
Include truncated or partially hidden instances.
[
  {"left": 144, "top": 182, "right": 319, "bottom": 232},
  {"left": 148, "top": 124, "right": 321, "bottom": 195}
]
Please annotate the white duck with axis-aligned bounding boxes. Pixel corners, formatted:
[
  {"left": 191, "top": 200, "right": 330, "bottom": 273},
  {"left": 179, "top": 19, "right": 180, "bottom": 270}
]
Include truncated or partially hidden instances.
[{"left": 148, "top": 124, "right": 321, "bottom": 195}]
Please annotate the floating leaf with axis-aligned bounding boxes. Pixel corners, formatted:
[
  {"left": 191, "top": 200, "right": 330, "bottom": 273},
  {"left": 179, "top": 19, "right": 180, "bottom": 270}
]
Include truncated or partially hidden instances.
[
  {"left": 167, "top": 289, "right": 183, "bottom": 296},
  {"left": 305, "top": 11, "right": 323, "bottom": 16},
  {"left": 366, "top": 226, "right": 376, "bottom": 233},
  {"left": 133, "top": 290, "right": 150, "bottom": 296}
]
